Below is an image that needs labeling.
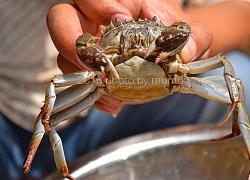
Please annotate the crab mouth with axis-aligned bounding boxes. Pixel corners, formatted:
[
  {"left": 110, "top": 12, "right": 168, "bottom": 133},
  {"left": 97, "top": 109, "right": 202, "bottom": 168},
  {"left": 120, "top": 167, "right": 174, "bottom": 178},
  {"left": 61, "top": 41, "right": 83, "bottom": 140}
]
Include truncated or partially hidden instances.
[{"left": 110, "top": 49, "right": 145, "bottom": 65}]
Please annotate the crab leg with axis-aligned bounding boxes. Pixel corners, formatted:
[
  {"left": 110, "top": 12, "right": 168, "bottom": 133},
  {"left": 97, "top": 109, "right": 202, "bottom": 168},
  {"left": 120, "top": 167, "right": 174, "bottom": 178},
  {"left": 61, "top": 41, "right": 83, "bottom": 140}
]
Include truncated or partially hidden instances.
[
  {"left": 41, "top": 71, "right": 96, "bottom": 130},
  {"left": 181, "top": 76, "right": 232, "bottom": 105},
  {"left": 180, "top": 54, "right": 239, "bottom": 124},
  {"left": 178, "top": 54, "right": 224, "bottom": 74},
  {"left": 43, "top": 90, "right": 101, "bottom": 180},
  {"left": 48, "top": 126, "right": 74, "bottom": 180},
  {"left": 50, "top": 90, "right": 102, "bottom": 126},
  {"left": 23, "top": 112, "right": 44, "bottom": 173},
  {"left": 206, "top": 101, "right": 250, "bottom": 156},
  {"left": 181, "top": 75, "right": 250, "bottom": 155},
  {"left": 188, "top": 55, "right": 239, "bottom": 99},
  {"left": 52, "top": 83, "right": 96, "bottom": 113},
  {"left": 237, "top": 103, "right": 250, "bottom": 156},
  {"left": 23, "top": 71, "right": 97, "bottom": 177}
]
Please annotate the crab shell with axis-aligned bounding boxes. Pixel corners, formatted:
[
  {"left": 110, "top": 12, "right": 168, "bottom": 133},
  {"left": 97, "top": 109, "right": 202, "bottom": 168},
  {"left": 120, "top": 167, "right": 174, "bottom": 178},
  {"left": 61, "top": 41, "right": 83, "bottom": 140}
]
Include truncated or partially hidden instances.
[
  {"left": 85, "top": 17, "right": 190, "bottom": 101},
  {"left": 100, "top": 57, "right": 181, "bottom": 101}
]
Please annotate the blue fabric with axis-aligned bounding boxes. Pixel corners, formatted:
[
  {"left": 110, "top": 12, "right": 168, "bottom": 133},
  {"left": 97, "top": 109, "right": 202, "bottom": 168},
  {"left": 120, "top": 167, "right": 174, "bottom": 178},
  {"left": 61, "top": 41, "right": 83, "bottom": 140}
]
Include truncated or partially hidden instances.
[{"left": 0, "top": 51, "right": 249, "bottom": 179}]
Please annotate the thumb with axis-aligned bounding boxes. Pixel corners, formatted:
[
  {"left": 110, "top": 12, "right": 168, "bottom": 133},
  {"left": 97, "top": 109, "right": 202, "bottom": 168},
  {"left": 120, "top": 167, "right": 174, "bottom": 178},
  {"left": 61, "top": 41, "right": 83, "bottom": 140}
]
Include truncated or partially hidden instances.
[{"left": 181, "top": 21, "right": 213, "bottom": 63}]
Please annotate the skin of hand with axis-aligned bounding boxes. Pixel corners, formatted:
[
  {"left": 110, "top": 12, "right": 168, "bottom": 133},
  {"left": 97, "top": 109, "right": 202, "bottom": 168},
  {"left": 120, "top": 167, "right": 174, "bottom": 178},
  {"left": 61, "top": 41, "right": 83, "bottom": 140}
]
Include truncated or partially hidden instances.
[{"left": 46, "top": 0, "right": 249, "bottom": 115}]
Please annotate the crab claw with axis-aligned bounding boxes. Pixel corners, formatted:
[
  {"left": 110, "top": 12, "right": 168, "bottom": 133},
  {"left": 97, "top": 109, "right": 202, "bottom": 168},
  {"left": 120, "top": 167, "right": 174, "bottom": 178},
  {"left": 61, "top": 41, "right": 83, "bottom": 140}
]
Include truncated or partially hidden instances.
[
  {"left": 154, "top": 52, "right": 173, "bottom": 64},
  {"left": 144, "top": 40, "right": 157, "bottom": 60},
  {"left": 145, "top": 22, "right": 191, "bottom": 64},
  {"left": 145, "top": 39, "right": 187, "bottom": 65},
  {"left": 94, "top": 56, "right": 119, "bottom": 83},
  {"left": 105, "top": 56, "right": 119, "bottom": 79},
  {"left": 76, "top": 34, "right": 119, "bottom": 80},
  {"left": 144, "top": 40, "right": 168, "bottom": 63}
]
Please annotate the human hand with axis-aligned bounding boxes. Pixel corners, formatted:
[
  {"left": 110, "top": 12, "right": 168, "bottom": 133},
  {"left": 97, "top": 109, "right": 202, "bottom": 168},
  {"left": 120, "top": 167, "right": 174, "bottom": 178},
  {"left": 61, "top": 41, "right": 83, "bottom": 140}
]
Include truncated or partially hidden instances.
[{"left": 46, "top": 0, "right": 212, "bottom": 114}]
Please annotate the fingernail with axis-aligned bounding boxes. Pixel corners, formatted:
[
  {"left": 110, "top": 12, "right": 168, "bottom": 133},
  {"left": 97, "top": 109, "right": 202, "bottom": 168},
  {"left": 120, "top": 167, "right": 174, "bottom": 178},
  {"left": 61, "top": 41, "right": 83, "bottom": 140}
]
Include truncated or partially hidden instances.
[
  {"left": 181, "top": 37, "right": 197, "bottom": 63},
  {"left": 112, "top": 113, "right": 117, "bottom": 118},
  {"left": 111, "top": 14, "right": 132, "bottom": 24}
]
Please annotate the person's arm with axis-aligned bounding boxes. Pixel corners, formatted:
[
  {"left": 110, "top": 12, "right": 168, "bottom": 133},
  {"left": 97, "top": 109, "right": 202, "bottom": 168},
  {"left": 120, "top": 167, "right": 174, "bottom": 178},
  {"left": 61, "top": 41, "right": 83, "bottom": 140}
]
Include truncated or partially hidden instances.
[{"left": 185, "top": 0, "right": 250, "bottom": 56}]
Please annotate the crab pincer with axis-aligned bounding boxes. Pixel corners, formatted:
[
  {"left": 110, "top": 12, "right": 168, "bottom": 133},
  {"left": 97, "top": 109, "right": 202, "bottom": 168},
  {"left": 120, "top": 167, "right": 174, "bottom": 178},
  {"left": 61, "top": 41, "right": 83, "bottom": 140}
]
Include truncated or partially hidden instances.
[{"left": 145, "top": 22, "right": 191, "bottom": 64}]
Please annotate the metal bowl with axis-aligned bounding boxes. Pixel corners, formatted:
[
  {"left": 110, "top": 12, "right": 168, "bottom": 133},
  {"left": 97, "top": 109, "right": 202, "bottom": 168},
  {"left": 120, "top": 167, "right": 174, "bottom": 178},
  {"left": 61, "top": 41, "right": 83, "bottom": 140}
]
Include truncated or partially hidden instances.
[{"left": 45, "top": 124, "right": 250, "bottom": 180}]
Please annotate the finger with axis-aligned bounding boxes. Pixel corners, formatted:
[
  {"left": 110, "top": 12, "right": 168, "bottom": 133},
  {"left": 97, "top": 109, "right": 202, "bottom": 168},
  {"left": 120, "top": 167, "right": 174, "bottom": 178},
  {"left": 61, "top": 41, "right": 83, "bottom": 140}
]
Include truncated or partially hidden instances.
[
  {"left": 101, "top": 103, "right": 123, "bottom": 115},
  {"left": 47, "top": 4, "right": 99, "bottom": 70},
  {"left": 139, "top": 0, "right": 182, "bottom": 22},
  {"left": 92, "top": 99, "right": 124, "bottom": 115},
  {"left": 91, "top": 101, "right": 111, "bottom": 114},
  {"left": 197, "top": 48, "right": 210, "bottom": 60},
  {"left": 96, "top": 95, "right": 123, "bottom": 114},
  {"left": 137, "top": 0, "right": 213, "bottom": 63},
  {"left": 112, "top": 0, "right": 143, "bottom": 20},
  {"left": 73, "top": 0, "right": 133, "bottom": 25},
  {"left": 181, "top": 21, "right": 212, "bottom": 63},
  {"left": 101, "top": 95, "right": 124, "bottom": 106},
  {"left": 115, "top": 0, "right": 182, "bottom": 22}
]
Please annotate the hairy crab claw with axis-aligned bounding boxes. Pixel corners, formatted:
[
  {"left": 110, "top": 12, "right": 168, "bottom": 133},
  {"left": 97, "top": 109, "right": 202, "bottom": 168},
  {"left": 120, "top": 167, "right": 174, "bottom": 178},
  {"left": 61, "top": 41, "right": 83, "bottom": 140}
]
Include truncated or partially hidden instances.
[
  {"left": 94, "top": 57, "right": 120, "bottom": 83},
  {"left": 144, "top": 22, "right": 191, "bottom": 64},
  {"left": 76, "top": 34, "right": 119, "bottom": 81}
]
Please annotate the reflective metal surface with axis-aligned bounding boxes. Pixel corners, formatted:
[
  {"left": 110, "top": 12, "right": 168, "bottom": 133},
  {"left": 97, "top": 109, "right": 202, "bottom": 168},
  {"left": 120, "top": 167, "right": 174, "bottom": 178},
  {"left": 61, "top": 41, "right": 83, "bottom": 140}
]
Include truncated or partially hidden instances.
[{"left": 45, "top": 124, "right": 250, "bottom": 180}]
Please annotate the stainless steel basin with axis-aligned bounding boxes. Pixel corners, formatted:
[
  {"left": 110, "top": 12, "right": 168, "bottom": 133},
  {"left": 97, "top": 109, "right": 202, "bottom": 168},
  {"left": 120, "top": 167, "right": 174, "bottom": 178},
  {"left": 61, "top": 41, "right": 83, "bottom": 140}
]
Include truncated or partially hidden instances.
[{"left": 45, "top": 124, "right": 250, "bottom": 180}]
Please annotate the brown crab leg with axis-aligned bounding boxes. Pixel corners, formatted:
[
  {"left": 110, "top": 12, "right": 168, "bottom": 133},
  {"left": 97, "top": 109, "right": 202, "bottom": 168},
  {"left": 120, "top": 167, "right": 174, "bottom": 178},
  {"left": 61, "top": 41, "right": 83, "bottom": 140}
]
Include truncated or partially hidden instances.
[
  {"left": 207, "top": 102, "right": 250, "bottom": 158},
  {"left": 205, "top": 79, "right": 249, "bottom": 143},
  {"left": 218, "top": 102, "right": 236, "bottom": 126},
  {"left": 42, "top": 82, "right": 56, "bottom": 131},
  {"left": 144, "top": 22, "right": 191, "bottom": 63},
  {"left": 23, "top": 112, "right": 45, "bottom": 173},
  {"left": 204, "top": 82, "right": 250, "bottom": 157}
]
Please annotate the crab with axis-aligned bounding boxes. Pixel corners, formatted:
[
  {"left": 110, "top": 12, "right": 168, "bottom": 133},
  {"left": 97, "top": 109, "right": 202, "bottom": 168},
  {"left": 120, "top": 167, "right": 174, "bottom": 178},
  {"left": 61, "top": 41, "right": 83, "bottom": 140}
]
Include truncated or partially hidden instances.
[{"left": 23, "top": 16, "right": 250, "bottom": 179}]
